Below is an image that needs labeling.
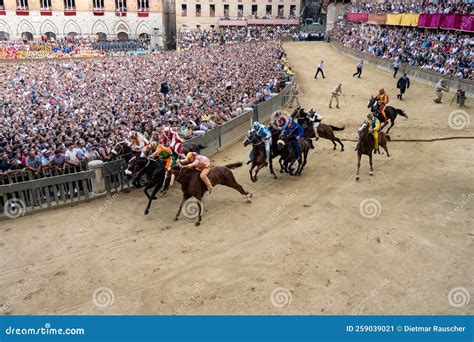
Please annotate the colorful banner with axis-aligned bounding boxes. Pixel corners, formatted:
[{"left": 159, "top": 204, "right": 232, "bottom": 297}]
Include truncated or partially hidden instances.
[
  {"left": 367, "top": 14, "right": 386, "bottom": 25},
  {"left": 418, "top": 13, "right": 444, "bottom": 28},
  {"left": 441, "top": 13, "right": 463, "bottom": 30},
  {"left": 460, "top": 14, "right": 474, "bottom": 32},
  {"left": 400, "top": 13, "right": 420, "bottom": 26},
  {"left": 345, "top": 13, "right": 368, "bottom": 22},
  {"left": 385, "top": 14, "right": 402, "bottom": 25}
]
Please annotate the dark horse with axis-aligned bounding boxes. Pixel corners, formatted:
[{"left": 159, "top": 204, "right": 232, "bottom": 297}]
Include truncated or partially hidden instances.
[
  {"left": 127, "top": 157, "right": 166, "bottom": 215},
  {"left": 243, "top": 130, "right": 277, "bottom": 182},
  {"left": 292, "top": 108, "right": 345, "bottom": 151},
  {"left": 356, "top": 122, "right": 391, "bottom": 181},
  {"left": 169, "top": 163, "right": 252, "bottom": 226},
  {"left": 277, "top": 130, "right": 312, "bottom": 176},
  {"left": 367, "top": 96, "right": 408, "bottom": 134}
]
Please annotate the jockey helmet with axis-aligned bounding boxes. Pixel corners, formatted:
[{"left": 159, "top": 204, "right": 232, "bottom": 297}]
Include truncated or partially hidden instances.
[
  {"left": 252, "top": 121, "right": 261, "bottom": 130},
  {"left": 288, "top": 117, "right": 294, "bottom": 125},
  {"left": 186, "top": 152, "right": 197, "bottom": 160},
  {"left": 367, "top": 112, "right": 374, "bottom": 119},
  {"left": 128, "top": 131, "right": 137, "bottom": 138}
]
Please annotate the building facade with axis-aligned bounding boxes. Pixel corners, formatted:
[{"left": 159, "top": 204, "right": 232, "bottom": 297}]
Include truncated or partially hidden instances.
[
  {"left": 175, "top": 0, "right": 301, "bottom": 29},
  {"left": 0, "top": 0, "right": 166, "bottom": 46}
]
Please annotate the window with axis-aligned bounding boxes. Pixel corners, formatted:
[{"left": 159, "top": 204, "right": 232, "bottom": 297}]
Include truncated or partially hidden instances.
[
  {"left": 210, "top": 4, "right": 215, "bottom": 16},
  {"left": 265, "top": 4, "right": 272, "bottom": 15},
  {"left": 16, "top": 0, "right": 28, "bottom": 10},
  {"left": 195, "top": 4, "right": 201, "bottom": 16},
  {"left": 40, "top": 0, "right": 51, "bottom": 9},
  {"left": 224, "top": 4, "right": 229, "bottom": 15},
  {"left": 137, "top": 0, "right": 149, "bottom": 11},
  {"left": 289, "top": 4, "right": 295, "bottom": 16},
  {"left": 181, "top": 4, "right": 187, "bottom": 15},
  {"left": 237, "top": 4, "right": 243, "bottom": 17},
  {"left": 64, "top": 0, "right": 75, "bottom": 10},
  {"left": 251, "top": 4, "right": 257, "bottom": 15},
  {"left": 93, "top": 0, "right": 105, "bottom": 10},
  {"left": 277, "top": 4, "right": 283, "bottom": 17},
  {"left": 116, "top": 0, "right": 127, "bottom": 11},
  {"left": 0, "top": 0, "right": 4, "bottom": 10}
]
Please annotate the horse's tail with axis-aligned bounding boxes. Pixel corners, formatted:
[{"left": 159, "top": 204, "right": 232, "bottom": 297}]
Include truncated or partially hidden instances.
[
  {"left": 225, "top": 162, "right": 243, "bottom": 169},
  {"left": 397, "top": 109, "right": 408, "bottom": 118},
  {"left": 329, "top": 125, "right": 345, "bottom": 131}
]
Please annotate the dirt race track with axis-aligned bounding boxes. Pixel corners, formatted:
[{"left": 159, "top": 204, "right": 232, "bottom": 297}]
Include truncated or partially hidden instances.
[{"left": 1, "top": 42, "right": 473, "bottom": 315}]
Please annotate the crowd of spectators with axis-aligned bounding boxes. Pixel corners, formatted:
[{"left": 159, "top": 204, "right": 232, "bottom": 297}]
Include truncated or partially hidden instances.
[
  {"left": 0, "top": 41, "right": 289, "bottom": 176},
  {"left": 330, "top": 20, "right": 473, "bottom": 79},
  {"left": 0, "top": 36, "right": 150, "bottom": 60},
  {"left": 178, "top": 26, "right": 299, "bottom": 50},
  {"left": 347, "top": 0, "right": 473, "bottom": 14}
]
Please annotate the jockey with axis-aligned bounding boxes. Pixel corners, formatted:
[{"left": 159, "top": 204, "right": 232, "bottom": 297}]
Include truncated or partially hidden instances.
[
  {"left": 375, "top": 88, "right": 389, "bottom": 123},
  {"left": 143, "top": 141, "right": 176, "bottom": 171},
  {"left": 282, "top": 117, "right": 305, "bottom": 158},
  {"left": 367, "top": 112, "right": 381, "bottom": 154},
  {"left": 249, "top": 121, "right": 272, "bottom": 163},
  {"left": 270, "top": 111, "right": 287, "bottom": 131},
  {"left": 308, "top": 108, "right": 323, "bottom": 140},
  {"left": 161, "top": 127, "right": 184, "bottom": 156},
  {"left": 128, "top": 130, "right": 149, "bottom": 154},
  {"left": 180, "top": 152, "right": 213, "bottom": 194}
]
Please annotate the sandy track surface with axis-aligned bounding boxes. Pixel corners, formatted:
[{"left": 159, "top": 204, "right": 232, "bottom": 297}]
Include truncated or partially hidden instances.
[{"left": 1, "top": 42, "right": 473, "bottom": 315}]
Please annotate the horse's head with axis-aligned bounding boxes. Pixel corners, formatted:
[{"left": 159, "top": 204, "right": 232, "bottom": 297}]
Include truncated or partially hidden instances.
[
  {"left": 111, "top": 141, "right": 131, "bottom": 160},
  {"left": 243, "top": 130, "right": 259, "bottom": 147},
  {"left": 277, "top": 131, "right": 289, "bottom": 151},
  {"left": 358, "top": 122, "right": 369, "bottom": 138},
  {"left": 367, "top": 96, "right": 377, "bottom": 111}
]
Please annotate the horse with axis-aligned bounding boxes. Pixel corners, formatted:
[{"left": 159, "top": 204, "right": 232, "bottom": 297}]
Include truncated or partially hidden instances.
[
  {"left": 355, "top": 122, "right": 391, "bottom": 181},
  {"left": 277, "top": 130, "right": 312, "bottom": 176},
  {"left": 181, "top": 142, "right": 205, "bottom": 156},
  {"left": 169, "top": 163, "right": 252, "bottom": 226},
  {"left": 243, "top": 130, "right": 277, "bottom": 182},
  {"left": 367, "top": 96, "right": 408, "bottom": 134},
  {"left": 111, "top": 141, "right": 136, "bottom": 162},
  {"left": 127, "top": 157, "right": 167, "bottom": 215},
  {"left": 293, "top": 108, "right": 345, "bottom": 151}
]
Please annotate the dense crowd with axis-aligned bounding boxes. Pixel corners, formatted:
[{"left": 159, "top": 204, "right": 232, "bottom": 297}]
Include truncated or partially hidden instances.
[
  {"left": 330, "top": 21, "right": 473, "bottom": 79},
  {"left": 178, "top": 26, "right": 299, "bottom": 50},
  {"left": 347, "top": 0, "right": 473, "bottom": 14},
  {"left": 0, "top": 36, "right": 150, "bottom": 60},
  {"left": 0, "top": 41, "right": 288, "bottom": 174}
]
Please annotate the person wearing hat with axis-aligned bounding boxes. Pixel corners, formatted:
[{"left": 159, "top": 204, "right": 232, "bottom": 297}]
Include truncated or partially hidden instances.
[
  {"left": 375, "top": 88, "right": 389, "bottom": 123},
  {"left": 180, "top": 151, "right": 213, "bottom": 194},
  {"left": 433, "top": 79, "right": 449, "bottom": 104},
  {"left": 308, "top": 108, "right": 323, "bottom": 140},
  {"left": 247, "top": 121, "right": 272, "bottom": 164},
  {"left": 329, "top": 83, "right": 343, "bottom": 109},
  {"left": 281, "top": 117, "right": 305, "bottom": 159},
  {"left": 367, "top": 112, "right": 381, "bottom": 154}
]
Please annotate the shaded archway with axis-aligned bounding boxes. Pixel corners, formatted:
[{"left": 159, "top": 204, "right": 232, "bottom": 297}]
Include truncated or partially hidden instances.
[
  {"left": 45, "top": 32, "right": 56, "bottom": 40},
  {"left": 21, "top": 32, "right": 33, "bottom": 41},
  {"left": 117, "top": 32, "right": 129, "bottom": 40},
  {"left": 96, "top": 32, "right": 107, "bottom": 41},
  {"left": 67, "top": 32, "right": 78, "bottom": 37},
  {"left": 139, "top": 32, "right": 150, "bottom": 43},
  {"left": 0, "top": 31, "right": 9, "bottom": 41}
]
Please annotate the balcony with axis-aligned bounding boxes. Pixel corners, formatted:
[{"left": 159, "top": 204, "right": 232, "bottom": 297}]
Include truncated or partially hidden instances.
[
  {"left": 210, "top": 10, "right": 215, "bottom": 17},
  {"left": 93, "top": 7, "right": 105, "bottom": 16},
  {"left": 138, "top": 9, "right": 149, "bottom": 17},
  {"left": 16, "top": 6, "right": 29, "bottom": 15},
  {"left": 116, "top": 8, "right": 127, "bottom": 16},
  {"left": 0, "top": 6, "right": 5, "bottom": 15},
  {"left": 181, "top": 10, "right": 187, "bottom": 16},
  {"left": 64, "top": 8, "right": 76, "bottom": 16},
  {"left": 196, "top": 11, "right": 201, "bottom": 17}
]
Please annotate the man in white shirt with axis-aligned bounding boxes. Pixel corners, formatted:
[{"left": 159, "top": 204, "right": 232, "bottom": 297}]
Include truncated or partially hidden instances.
[
  {"left": 314, "top": 60, "right": 325, "bottom": 79},
  {"left": 329, "top": 83, "right": 343, "bottom": 109}
]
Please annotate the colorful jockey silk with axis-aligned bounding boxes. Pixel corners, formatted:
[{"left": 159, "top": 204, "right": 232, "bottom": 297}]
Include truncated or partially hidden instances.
[{"left": 255, "top": 125, "right": 272, "bottom": 140}]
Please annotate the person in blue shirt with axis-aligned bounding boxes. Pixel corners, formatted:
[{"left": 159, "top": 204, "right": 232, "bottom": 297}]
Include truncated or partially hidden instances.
[
  {"left": 282, "top": 117, "right": 304, "bottom": 158},
  {"left": 248, "top": 121, "right": 272, "bottom": 163}
]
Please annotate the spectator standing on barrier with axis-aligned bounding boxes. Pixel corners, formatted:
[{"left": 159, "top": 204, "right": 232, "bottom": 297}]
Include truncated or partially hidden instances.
[
  {"left": 314, "top": 60, "right": 326, "bottom": 79},
  {"left": 434, "top": 79, "right": 449, "bottom": 104},
  {"left": 353, "top": 60, "right": 363, "bottom": 78},
  {"left": 396, "top": 73, "right": 410, "bottom": 101},
  {"left": 329, "top": 83, "right": 343, "bottom": 109},
  {"left": 288, "top": 82, "right": 303, "bottom": 107},
  {"left": 393, "top": 58, "right": 401, "bottom": 78}
]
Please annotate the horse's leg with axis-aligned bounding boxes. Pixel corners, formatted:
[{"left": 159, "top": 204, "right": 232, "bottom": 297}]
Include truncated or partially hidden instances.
[
  {"left": 144, "top": 183, "right": 161, "bottom": 215},
  {"left": 369, "top": 153, "right": 374, "bottom": 176},
  {"left": 249, "top": 163, "right": 256, "bottom": 182},
  {"left": 279, "top": 157, "right": 284, "bottom": 173},
  {"left": 335, "top": 138, "right": 344, "bottom": 151},
  {"left": 382, "top": 141, "right": 390, "bottom": 157},
  {"left": 331, "top": 139, "right": 337, "bottom": 150},
  {"left": 356, "top": 153, "right": 361, "bottom": 181},
  {"left": 253, "top": 163, "right": 266, "bottom": 182},
  {"left": 174, "top": 194, "right": 191, "bottom": 221},
  {"left": 269, "top": 157, "right": 278, "bottom": 179},
  {"left": 386, "top": 120, "right": 394, "bottom": 134}
]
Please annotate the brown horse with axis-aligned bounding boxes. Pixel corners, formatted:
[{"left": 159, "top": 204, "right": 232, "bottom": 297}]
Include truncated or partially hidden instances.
[
  {"left": 292, "top": 108, "right": 345, "bottom": 151},
  {"left": 243, "top": 130, "right": 278, "bottom": 182},
  {"left": 169, "top": 163, "right": 252, "bottom": 226},
  {"left": 356, "top": 123, "right": 390, "bottom": 181}
]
